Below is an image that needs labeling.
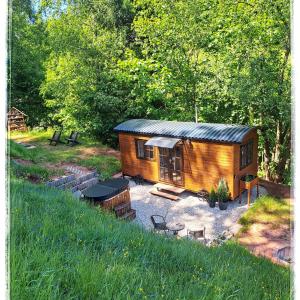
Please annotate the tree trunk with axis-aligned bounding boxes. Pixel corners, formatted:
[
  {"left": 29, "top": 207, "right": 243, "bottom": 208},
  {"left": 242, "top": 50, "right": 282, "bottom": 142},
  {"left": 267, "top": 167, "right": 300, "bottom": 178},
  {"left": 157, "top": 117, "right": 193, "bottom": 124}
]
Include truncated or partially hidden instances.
[
  {"left": 262, "top": 131, "right": 272, "bottom": 181},
  {"left": 274, "top": 129, "right": 291, "bottom": 183}
]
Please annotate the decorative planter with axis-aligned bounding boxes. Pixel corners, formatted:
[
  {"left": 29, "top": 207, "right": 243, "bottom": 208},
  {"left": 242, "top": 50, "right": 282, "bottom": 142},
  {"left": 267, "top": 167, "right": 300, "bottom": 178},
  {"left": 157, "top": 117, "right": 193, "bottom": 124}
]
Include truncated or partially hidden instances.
[
  {"left": 239, "top": 175, "right": 259, "bottom": 207},
  {"left": 218, "top": 201, "right": 228, "bottom": 210},
  {"left": 208, "top": 201, "right": 216, "bottom": 208}
]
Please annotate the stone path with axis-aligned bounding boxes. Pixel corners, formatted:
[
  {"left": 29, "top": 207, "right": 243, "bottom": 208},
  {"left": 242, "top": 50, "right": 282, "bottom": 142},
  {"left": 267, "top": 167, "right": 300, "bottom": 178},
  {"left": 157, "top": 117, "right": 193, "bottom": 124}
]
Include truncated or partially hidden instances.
[{"left": 129, "top": 179, "right": 267, "bottom": 240}]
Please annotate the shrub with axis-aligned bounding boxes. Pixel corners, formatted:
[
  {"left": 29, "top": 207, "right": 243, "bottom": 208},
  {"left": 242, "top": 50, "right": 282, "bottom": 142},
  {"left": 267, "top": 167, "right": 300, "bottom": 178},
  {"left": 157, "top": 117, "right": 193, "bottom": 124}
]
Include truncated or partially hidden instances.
[
  {"left": 217, "top": 178, "right": 229, "bottom": 202},
  {"left": 208, "top": 188, "right": 217, "bottom": 204}
]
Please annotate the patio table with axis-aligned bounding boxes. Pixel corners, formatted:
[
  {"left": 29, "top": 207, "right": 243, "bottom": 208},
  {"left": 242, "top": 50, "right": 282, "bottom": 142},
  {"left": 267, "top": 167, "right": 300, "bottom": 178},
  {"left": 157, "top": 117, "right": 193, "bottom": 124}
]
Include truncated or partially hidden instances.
[{"left": 167, "top": 222, "right": 185, "bottom": 235}]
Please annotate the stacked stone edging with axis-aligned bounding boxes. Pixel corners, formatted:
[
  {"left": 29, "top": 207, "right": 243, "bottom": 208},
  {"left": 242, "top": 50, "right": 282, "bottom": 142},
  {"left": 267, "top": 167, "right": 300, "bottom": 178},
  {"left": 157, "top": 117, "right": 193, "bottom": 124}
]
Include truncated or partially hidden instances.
[{"left": 46, "top": 171, "right": 99, "bottom": 195}]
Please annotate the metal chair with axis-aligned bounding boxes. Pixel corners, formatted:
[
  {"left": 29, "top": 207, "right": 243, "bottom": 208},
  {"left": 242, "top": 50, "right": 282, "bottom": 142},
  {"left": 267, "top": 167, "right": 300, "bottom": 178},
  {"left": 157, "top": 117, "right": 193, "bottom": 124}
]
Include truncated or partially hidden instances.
[{"left": 150, "top": 215, "right": 169, "bottom": 233}]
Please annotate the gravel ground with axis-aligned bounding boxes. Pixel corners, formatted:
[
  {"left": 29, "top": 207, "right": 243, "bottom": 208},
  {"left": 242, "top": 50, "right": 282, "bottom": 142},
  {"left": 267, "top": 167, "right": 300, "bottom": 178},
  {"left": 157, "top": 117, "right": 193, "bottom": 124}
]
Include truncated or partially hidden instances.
[{"left": 128, "top": 179, "right": 267, "bottom": 240}]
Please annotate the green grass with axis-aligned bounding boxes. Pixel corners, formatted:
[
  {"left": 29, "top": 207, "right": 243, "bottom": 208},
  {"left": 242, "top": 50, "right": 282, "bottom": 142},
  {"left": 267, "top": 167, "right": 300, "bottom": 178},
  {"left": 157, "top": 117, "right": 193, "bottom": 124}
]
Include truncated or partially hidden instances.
[
  {"left": 79, "top": 155, "right": 121, "bottom": 179},
  {"left": 10, "top": 160, "right": 64, "bottom": 182},
  {"left": 239, "top": 196, "right": 292, "bottom": 232},
  {"left": 9, "top": 140, "right": 56, "bottom": 163},
  {"left": 10, "top": 179, "right": 291, "bottom": 300},
  {"left": 9, "top": 129, "right": 121, "bottom": 179}
]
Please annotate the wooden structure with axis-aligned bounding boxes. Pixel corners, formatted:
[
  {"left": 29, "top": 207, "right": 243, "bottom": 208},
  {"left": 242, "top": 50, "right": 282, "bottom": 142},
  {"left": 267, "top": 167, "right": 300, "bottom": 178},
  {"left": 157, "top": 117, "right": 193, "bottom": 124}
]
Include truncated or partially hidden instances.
[
  {"left": 239, "top": 176, "right": 259, "bottom": 207},
  {"left": 66, "top": 131, "right": 80, "bottom": 146},
  {"left": 82, "top": 179, "right": 136, "bottom": 220},
  {"left": 150, "top": 183, "right": 185, "bottom": 201},
  {"left": 114, "top": 119, "right": 258, "bottom": 200},
  {"left": 94, "top": 189, "right": 136, "bottom": 220},
  {"left": 7, "top": 107, "right": 27, "bottom": 131},
  {"left": 48, "top": 131, "right": 63, "bottom": 146}
]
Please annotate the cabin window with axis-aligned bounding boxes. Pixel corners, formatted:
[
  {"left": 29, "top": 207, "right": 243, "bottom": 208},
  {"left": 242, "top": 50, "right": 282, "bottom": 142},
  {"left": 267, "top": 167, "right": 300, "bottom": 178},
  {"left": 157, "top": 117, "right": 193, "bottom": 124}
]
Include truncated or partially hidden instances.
[
  {"left": 135, "top": 139, "right": 154, "bottom": 160},
  {"left": 240, "top": 139, "right": 253, "bottom": 170}
]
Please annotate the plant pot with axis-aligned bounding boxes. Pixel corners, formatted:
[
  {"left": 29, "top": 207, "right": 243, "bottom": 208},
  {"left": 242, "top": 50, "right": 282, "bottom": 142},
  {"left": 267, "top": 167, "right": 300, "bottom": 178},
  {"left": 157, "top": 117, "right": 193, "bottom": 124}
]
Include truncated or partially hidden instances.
[
  {"left": 208, "top": 201, "right": 216, "bottom": 208},
  {"left": 218, "top": 201, "right": 228, "bottom": 210}
]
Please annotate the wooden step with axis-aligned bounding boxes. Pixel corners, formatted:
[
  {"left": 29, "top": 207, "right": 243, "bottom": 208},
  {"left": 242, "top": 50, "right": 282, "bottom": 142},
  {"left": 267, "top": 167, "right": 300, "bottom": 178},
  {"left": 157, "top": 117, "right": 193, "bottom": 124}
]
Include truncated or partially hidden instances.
[
  {"left": 150, "top": 189, "right": 179, "bottom": 201},
  {"left": 112, "top": 172, "right": 123, "bottom": 178},
  {"left": 154, "top": 183, "right": 185, "bottom": 195},
  {"left": 114, "top": 202, "right": 131, "bottom": 217},
  {"left": 114, "top": 202, "right": 131, "bottom": 211},
  {"left": 119, "top": 209, "right": 136, "bottom": 221}
]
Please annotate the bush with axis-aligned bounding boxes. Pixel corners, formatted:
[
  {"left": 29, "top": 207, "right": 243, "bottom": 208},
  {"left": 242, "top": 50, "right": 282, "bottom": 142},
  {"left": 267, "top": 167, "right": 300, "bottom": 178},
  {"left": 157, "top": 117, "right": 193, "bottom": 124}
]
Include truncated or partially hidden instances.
[
  {"left": 217, "top": 178, "right": 229, "bottom": 202},
  {"left": 208, "top": 188, "right": 217, "bottom": 204}
]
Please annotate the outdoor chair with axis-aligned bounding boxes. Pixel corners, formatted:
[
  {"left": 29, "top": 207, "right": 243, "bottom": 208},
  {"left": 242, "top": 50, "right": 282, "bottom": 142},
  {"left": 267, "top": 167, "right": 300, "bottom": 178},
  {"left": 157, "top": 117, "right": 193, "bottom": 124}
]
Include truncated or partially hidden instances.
[
  {"left": 133, "top": 175, "right": 144, "bottom": 185},
  {"left": 66, "top": 131, "right": 80, "bottom": 146},
  {"left": 150, "top": 215, "right": 169, "bottom": 234},
  {"left": 48, "top": 131, "right": 63, "bottom": 146},
  {"left": 187, "top": 227, "right": 206, "bottom": 242}
]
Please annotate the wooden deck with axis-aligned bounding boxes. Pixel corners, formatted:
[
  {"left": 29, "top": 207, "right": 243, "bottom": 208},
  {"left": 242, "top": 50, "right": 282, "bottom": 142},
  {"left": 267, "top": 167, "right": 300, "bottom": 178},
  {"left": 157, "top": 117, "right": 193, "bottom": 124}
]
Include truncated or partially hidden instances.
[
  {"left": 150, "top": 183, "right": 186, "bottom": 201},
  {"left": 150, "top": 189, "right": 179, "bottom": 201},
  {"left": 154, "top": 183, "right": 185, "bottom": 194}
]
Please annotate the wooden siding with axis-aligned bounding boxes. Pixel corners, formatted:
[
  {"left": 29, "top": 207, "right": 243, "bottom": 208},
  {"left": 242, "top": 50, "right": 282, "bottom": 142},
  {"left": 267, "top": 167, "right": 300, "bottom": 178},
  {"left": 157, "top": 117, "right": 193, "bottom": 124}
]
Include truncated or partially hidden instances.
[
  {"left": 232, "top": 129, "right": 258, "bottom": 199},
  {"left": 119, "top": 133, "right": 159, "bottom": 182},
  {"left": 118, "top": 130, "right": 258, "bottom": 200},
  {"left": 182, "top": 140, "right": 234, "bottom": 196},
  {"left": 99, "top": 189, "right": 131, "bottom": 210}
]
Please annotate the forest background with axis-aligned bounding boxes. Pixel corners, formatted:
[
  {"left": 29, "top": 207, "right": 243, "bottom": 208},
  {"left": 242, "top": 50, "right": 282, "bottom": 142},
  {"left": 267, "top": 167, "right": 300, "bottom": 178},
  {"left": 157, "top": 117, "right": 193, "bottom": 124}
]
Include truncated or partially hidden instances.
[{"left": 9, "top": 0, "right": 291, "bottom": 184}]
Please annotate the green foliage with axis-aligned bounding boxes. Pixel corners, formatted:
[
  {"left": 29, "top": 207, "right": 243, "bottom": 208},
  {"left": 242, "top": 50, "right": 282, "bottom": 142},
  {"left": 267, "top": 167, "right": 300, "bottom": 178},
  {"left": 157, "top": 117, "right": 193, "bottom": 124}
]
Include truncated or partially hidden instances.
[
  {"left": 10, "top": 0, "right": 291, "bottom": 183},
  {"left": 208, "top": 188, "right": 217, "bottom": 204},
  {"left": 79, "top": 156, "right": 121, "bottom": 180},
  {"left": 9, "top": 0, "right": 50, "bottom": 127},
  {"left": 9, "top": 131, "right": 121, "bottom": 180},
  {"left": 216, "top": 178, "right": 229, "bottom": 202},
  {"left": 239, "top": 196, "right": 292, "bottom": 228},
  {"left": 8, "top": 139, "right": 51, "bottom": 163},
  {"left": 10, "top": 179, "right": 290, "bottom": 299},
  {"left": 10, "top": 160, "right": 63, "bottom": 182}
]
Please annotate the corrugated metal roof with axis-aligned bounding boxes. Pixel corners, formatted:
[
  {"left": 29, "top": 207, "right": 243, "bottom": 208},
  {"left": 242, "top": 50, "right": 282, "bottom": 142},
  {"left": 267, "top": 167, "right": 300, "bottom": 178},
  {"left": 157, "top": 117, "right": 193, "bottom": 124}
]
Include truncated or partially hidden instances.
[{"left": 114, "top": 119, "right": 254, "bottom": 144}]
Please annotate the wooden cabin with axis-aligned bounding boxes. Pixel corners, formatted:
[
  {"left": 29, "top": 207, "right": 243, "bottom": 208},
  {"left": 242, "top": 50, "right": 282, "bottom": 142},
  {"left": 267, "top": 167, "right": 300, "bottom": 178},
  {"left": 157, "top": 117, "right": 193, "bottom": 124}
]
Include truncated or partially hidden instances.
[
  {"left": 7, "top": 107, "right": 28, "bottom": 131},
  {"left": 114, "top": 119, "right": 258, "bottom": 200}
]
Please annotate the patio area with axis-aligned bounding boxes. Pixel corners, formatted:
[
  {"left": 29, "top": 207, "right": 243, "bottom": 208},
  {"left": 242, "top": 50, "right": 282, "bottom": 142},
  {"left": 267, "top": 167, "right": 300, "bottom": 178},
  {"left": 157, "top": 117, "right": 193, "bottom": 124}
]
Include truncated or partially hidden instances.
[{"left": 129, "top": 179, "right": 268, "bottom": 240}]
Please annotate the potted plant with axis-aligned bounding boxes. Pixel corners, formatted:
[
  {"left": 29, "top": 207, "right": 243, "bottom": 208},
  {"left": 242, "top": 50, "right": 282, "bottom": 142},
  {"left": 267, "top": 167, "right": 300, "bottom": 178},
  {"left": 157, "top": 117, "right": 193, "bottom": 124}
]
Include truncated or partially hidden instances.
[
  {"left": 208, "top": 188, "right": 217, "bottom": 208},
  {"left": 217, "top": 178, "right": 229, "bottom": 210},
  {"left": 240, "top": 174, "right": 258, "bottom": 190}
]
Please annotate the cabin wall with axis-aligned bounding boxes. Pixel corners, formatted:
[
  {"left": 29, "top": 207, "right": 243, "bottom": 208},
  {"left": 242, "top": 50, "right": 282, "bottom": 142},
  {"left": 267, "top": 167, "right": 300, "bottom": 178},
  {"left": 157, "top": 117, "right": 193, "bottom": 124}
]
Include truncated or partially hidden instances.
[
  {"left": 118, "top": 133, "right": 236, "bottom": 197},
  {"left": 232, "top": 129, "right": 258, "bottom": 199},
  {"left": 182, "top": 140, "right": 234, "bottom": 196},
  {"left": 119, "top": 133, "right": 159, "bottom": 182}
]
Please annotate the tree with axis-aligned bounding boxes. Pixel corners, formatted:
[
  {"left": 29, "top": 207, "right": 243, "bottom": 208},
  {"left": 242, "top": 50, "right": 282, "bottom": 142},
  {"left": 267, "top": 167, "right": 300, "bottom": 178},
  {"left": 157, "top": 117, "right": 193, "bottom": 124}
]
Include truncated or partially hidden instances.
[{"left": 9, "top": 0, "right": 50, "bottom": 126}]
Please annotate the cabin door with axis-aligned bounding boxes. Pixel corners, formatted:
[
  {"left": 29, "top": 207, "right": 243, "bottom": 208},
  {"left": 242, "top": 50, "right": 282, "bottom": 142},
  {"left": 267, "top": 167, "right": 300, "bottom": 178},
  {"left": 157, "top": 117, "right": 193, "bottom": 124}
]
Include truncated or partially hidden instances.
[{"left": 158, "top": 146, "right": 183, "bottom": 185}]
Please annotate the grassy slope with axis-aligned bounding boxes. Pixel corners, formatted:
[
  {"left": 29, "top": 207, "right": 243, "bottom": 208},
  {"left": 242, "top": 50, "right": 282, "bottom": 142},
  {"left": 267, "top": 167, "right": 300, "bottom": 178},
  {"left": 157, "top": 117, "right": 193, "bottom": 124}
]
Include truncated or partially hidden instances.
[
  {"left": 10, "top": 179, "right": 291, "bottom": 300},
  {"left": 239, "top": 195, "right": 292, "bottom": 232},
  {"left": 9, "top": 130, "right": 121, "bottom": 179}
]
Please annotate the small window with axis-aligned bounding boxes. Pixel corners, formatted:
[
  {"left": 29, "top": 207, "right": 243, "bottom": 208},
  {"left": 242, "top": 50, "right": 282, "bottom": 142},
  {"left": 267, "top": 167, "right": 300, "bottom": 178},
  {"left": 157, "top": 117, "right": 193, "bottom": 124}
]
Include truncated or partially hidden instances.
[
  {"left": 240, "top": 139, "right": 253, "bottom": 170},
  {"left": 136, "top": 139, "right": 154, "bottom": 160}
]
